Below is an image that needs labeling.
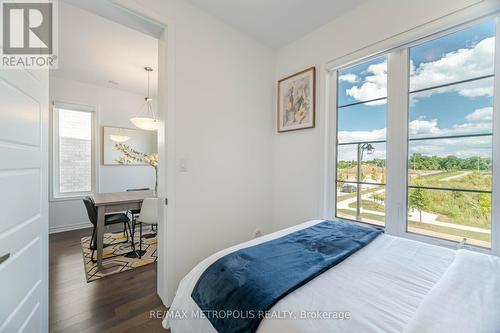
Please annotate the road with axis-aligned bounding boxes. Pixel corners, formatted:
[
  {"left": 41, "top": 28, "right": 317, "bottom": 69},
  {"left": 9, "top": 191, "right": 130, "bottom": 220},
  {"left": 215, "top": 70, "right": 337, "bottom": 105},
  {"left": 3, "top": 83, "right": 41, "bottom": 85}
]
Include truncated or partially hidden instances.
[{"left": 439, "top": 171, "right": 472, "bottom": 182}]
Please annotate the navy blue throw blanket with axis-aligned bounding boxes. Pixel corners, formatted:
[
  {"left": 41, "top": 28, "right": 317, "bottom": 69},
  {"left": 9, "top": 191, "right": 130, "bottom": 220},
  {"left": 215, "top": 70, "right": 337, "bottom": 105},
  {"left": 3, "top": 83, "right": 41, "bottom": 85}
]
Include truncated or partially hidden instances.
[{"left": 191, "top": 219, "right": 382, "bottom": 333}]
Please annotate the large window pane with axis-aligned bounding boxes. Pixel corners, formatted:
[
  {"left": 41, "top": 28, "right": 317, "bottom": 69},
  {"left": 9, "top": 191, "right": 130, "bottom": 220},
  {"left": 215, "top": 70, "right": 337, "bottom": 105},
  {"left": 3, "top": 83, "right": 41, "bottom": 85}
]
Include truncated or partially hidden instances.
[
  {"left": 408, "top": 136, "right": 492, "bottom": 191},
  {"left": 336, "top": 56, "right": 387, "bottom": 227},
  {"left": 409, "top": 78, "right": 494, "bottom": 139},
  {"left": 58, "top": 109, "right": 92, "bottom": 194},
  {"left": 407, "top": 188, "right": 491, "bottom": 248},
  {"left": 338, "top": 56, "right": 387, "bottom": 107},
  {"left": 407, "top": 20, "right": 495, "bottom": 248},
  {"left": 410, "top": 20, "right": 495, "bottom": 92}
]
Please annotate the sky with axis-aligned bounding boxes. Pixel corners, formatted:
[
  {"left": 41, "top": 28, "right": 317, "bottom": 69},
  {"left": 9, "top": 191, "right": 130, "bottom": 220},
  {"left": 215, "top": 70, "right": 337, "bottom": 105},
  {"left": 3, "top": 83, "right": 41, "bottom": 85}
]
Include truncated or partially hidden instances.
[{"left": 337, "top": 20, "right": 496, "bottom": 160}]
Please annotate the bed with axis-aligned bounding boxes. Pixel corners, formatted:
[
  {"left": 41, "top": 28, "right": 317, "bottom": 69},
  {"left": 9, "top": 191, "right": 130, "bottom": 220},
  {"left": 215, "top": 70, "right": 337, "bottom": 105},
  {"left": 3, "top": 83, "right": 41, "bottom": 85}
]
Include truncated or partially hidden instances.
[{"left": 163, "top": 220, "right": 500, "bottom": 333}]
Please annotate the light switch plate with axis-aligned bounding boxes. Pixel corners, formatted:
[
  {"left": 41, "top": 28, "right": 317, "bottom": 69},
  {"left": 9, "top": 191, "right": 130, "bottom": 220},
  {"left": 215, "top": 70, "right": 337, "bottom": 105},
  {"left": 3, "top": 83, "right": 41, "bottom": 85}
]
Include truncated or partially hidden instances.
[{"left": 179, "top": 158, "right": 188, "bottom": 172}]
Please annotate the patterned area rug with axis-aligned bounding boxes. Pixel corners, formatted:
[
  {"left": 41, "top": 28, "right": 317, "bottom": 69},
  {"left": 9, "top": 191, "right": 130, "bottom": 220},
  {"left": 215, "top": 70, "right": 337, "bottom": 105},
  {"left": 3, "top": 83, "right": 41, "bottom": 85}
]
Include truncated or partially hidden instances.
[{"left": 81, "top": 229, "right": 157, "bottom": 282}]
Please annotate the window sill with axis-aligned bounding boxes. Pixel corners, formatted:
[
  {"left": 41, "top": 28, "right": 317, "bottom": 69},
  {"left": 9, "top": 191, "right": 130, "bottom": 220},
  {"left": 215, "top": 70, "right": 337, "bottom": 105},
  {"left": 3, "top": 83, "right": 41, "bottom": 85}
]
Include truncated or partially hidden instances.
[
  {"left": 336, "top": 215, "right": 493, "bottom": 256},
  {"left": 401, "top": 230, "right": 492, "bottom": 255}
]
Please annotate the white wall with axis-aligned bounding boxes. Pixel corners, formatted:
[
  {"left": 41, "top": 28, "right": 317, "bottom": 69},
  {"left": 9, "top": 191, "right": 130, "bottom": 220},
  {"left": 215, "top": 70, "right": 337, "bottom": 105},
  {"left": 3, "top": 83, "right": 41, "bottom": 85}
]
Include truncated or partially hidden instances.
[
  {"left": 272, "top": 0, "right": 486, "bottom": 231},
  {"left": 49, "top": 77, "right": 157, "bottom": 232},
  {"left": 133, "top": 0, "right": 276, "bottom": 288}
]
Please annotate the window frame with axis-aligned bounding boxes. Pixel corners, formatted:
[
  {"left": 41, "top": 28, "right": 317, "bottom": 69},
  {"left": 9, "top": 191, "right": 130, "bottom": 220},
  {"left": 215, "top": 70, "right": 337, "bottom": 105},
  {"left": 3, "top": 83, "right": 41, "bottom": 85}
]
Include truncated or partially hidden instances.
[
  {"left": 334, "top": 55, "right": 389, "bottom": 227},
  {"left": 326, "top": 12, "right": 500, "bottom": 256},
  {"left": 50, "top": 101, "right": 99, "bottom": 201}
]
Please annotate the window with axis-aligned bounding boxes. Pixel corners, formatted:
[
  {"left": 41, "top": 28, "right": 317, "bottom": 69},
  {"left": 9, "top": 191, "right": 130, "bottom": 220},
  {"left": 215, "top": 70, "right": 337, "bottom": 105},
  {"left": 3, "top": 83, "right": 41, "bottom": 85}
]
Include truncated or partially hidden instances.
[
  {"left": 335, "top": 56, "right": 387, "bottom": 227},
  {"left": 407, "top": 21, "right": 495, "bottom": 248},
  {"left": 330, "top": 16, "right": 499, "bottom": 252},
  {"left": 52, "top": 103, "right": 96, "bottom": 198}
]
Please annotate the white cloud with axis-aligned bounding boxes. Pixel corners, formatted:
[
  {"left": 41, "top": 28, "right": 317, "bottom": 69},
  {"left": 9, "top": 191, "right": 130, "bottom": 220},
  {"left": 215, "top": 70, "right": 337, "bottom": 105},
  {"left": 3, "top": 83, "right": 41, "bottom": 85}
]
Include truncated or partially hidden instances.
[
  {"left": 410, "top": 37, "right": 495, "bottom": 97},
  {"left": 338, "top": 128, "right": 386, "bottom": 143},
  {"left": 409, "top": 107, "right": 492, "bottom": 138},
  {"left": 345, "top": 61, "right": 387, "bottom": 105},
  {"left": 465, "top": 107, "right": 492, "bottom": 122},
  {"left": 458, "top": 84, "right": 493, "bottom": 98},
  {"left": 451, "top": 121, "right": 491, "bottom": 134},
  {"left": 409, "top": 119, "right": 440, "bottom": 136},
  {"left": 338, "top": 73, "right": 358, "bottom": 83}
]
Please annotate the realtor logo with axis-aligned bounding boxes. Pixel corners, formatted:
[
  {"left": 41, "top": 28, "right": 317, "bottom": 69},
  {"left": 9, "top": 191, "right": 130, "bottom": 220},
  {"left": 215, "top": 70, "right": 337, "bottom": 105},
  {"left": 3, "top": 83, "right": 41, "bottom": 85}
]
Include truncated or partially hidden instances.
[
  {"left": 1, "top": 0, "right": 58, "bottom": 68},
  {"left": 3, "top": 2, "right": 52, "bottom": 54}
]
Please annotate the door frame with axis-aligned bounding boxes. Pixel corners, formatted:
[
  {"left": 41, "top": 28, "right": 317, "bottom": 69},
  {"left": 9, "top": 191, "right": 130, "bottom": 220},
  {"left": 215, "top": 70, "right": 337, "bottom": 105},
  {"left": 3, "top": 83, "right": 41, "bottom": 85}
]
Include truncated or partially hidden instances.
[{"left": 112, "top": 0, "right": 177, "bottom": 306}]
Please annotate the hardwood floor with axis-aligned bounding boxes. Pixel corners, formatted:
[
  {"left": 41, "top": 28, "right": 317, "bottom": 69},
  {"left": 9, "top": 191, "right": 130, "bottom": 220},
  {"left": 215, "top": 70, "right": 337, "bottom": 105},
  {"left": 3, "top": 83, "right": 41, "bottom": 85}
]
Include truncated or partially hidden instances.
[{"left": 49, "top": 228, "right": 168, "bottom": 333}]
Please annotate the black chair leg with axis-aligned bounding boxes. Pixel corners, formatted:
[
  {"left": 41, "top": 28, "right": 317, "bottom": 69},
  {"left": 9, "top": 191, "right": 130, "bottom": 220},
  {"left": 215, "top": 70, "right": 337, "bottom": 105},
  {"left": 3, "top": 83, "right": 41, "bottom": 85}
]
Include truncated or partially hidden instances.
[
  {"left": 139, "top": 222, "right": 143, "bottom": 259},
  {"left": 124, "top": 222, "right": 131, "bottom": 243},
  {"left": 131, "top": 222, "right": 136, "bottom": 252},
  {"left": 126, "top": 221, "right": 133, "bottom": 244},
  {"left": 90, "top": 227, "right": 96, "bottom": 250}
]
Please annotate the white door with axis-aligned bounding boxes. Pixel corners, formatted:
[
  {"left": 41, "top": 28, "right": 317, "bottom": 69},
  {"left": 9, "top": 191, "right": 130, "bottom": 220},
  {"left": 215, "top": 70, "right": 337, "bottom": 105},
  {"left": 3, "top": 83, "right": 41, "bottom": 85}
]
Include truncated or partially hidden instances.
[{"left": 0, "top": 68, "right": 49, "bottom": 332}]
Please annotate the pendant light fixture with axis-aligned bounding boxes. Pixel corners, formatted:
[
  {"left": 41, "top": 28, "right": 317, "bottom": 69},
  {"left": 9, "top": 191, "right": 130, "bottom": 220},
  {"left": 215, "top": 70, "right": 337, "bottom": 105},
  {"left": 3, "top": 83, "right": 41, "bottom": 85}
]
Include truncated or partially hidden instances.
[
  {"left": 130, "top": 67, "right": 159, "bottom": 131},
  {"left": 109, "top": 127, "right": 130, "bottom": 143}
]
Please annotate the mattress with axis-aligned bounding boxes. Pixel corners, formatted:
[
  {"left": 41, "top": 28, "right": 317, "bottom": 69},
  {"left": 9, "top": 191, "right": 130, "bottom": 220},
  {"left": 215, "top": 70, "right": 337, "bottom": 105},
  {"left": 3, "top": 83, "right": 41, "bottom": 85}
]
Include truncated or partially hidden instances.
[{"left": 163, "top": 220, "right": 500, "bottom": 333}]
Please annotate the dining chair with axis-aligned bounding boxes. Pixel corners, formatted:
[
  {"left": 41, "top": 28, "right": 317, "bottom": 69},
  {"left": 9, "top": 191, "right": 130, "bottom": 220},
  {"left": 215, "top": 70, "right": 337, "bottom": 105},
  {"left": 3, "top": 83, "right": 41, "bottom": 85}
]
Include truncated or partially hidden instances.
[
  {"left": 125, "top": 188, "right": 158, "bottom": 232},
  {"left": 83, "top": 196, "right": 132, "bottom": 262},
  {"left": 132, "top": 197, "right": 158, "bottom": 258},
  {"left": 126, "top": 188, "right": 150, "bottom": 220}
]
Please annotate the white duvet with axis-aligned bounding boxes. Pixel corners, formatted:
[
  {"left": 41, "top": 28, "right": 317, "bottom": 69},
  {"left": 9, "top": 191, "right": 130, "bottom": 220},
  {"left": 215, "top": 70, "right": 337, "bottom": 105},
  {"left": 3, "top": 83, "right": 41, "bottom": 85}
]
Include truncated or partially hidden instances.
[{"left": 163, "top": 220, "right": 500, "bottom": 333}]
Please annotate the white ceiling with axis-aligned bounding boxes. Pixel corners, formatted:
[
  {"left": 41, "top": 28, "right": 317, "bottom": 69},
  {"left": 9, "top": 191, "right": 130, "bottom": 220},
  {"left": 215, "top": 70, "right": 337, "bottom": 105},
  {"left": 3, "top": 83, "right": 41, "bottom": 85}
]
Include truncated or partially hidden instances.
[
  {"left": 187, "top": 0, "right": 367, "bottom": 48},
  {"left": 51, "top": 2, "right": 158, "bottom": 96}
]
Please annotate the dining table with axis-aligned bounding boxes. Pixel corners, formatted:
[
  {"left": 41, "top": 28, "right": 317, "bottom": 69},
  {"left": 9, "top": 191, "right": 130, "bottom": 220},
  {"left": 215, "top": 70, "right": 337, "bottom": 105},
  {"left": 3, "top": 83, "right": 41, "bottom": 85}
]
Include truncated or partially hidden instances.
[{"left": 92, "top": 190, "right": 155, "bottom": 271}]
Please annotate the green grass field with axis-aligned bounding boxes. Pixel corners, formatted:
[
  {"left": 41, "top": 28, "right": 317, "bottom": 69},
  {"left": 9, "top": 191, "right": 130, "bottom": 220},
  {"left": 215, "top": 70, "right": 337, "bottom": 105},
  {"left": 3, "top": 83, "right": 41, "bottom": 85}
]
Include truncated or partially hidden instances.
[
  {"left": 337, "top": 209, "right": 384, "bottom": 223},
  {"left": 408, "top": 221, "right": 490, "bottom": 243},
  {"left": 410, "top": 170, "right": 491, "bottom": 191},
  {"left": 412, "top": 171, "right": 491, "bottom": 229},
  {"left": 348, "top": 199, "right": 384, "bottom": 212}
]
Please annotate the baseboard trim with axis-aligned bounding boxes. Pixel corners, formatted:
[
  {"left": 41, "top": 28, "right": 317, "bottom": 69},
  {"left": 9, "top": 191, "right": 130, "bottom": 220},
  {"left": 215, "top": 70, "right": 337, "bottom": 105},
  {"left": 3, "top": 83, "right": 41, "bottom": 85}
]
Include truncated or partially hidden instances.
[{"left": 49, "top": 222, "right": 91, "bottom": 234}]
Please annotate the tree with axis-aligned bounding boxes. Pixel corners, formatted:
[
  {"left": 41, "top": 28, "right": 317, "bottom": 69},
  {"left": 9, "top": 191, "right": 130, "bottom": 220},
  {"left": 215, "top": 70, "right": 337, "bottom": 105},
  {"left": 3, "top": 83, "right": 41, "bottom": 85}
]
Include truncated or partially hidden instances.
[
  {"left": 408, "top": 183, "right": 429, "bottom": 223},
  {"left": 406, "top": 153, "right": 491, "bottom": 171},
  {"left": 371, "top": 167, "right": 377, "bottom": 181}
]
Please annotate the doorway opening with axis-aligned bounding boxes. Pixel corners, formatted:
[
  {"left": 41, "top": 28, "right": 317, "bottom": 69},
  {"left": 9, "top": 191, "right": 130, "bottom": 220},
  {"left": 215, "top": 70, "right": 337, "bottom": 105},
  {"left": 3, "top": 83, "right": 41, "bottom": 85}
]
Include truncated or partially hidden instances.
[{"left": 47, "top": 1, "right": 171, "bottom": 331}]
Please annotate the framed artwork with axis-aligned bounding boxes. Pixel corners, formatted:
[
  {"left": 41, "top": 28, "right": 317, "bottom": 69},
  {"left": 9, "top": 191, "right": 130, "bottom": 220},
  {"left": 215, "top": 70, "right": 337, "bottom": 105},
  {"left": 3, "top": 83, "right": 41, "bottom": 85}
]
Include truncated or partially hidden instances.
[{"left": 277, "top": 67, "right": 316, "bottom": 132}]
